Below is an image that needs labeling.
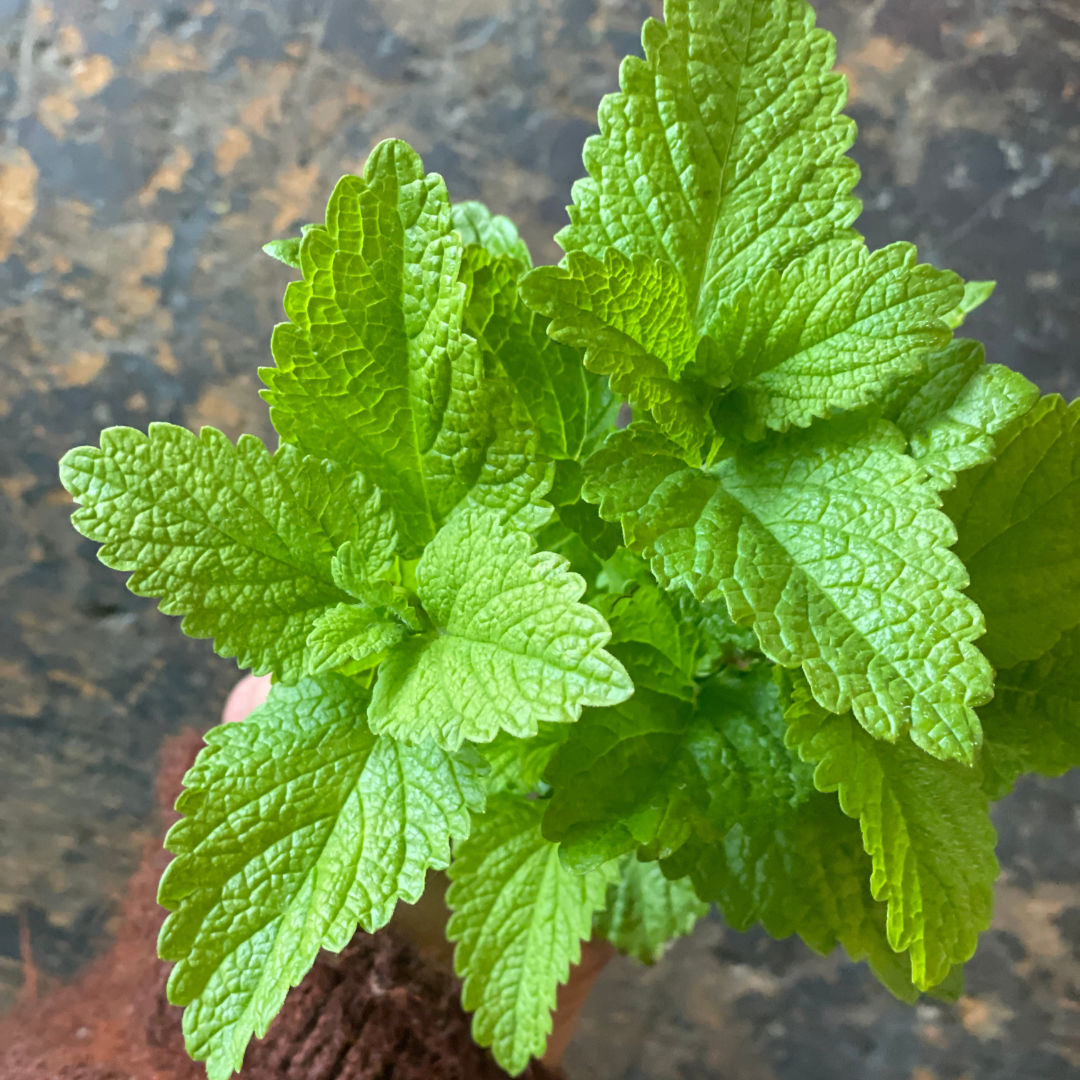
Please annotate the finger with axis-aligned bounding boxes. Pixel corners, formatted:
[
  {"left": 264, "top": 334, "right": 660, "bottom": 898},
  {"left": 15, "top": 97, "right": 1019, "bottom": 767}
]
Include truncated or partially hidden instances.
[{"left": 221, "top": 673, "right": 273, "bottom": 725}]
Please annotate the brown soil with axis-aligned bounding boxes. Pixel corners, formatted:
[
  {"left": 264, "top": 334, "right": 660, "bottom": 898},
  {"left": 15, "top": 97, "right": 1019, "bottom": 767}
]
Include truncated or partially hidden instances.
[{"left": 0, "top": 729, "right": 563, "bottom": 1080}]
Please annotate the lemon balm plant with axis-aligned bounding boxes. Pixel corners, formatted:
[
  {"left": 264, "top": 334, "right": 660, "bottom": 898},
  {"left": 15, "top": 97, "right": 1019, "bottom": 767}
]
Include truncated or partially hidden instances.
[{"left": 59, "top": 0, "right": 1079, "bottom": 1075}]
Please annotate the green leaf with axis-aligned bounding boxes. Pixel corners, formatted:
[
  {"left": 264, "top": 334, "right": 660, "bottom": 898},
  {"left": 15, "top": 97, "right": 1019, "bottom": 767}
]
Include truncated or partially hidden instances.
[
  {"left": 467, "top": 248, "right": 619, "bottom": 461},
  {"left": 262, "top": 237, "right": 302, "bottom": 268},
  {"left": 558, "top": 0, "right": 859, "bottom": 323},
  {"left": 595, "top": 857, "right": 707, "bottom": 964},
  {"left": 262, "top": 224, "right": 320, "bottom": 269},
  {"left": 945, "top": 395, "right": 1080, "bottom": 669},
  {"left": 667, "top": 794, "right": 942, "bottom": 1002},
  {"left": 158, "top": 675, "right": 485, "bottom": 1080},
  {"left": 979, "top": 626, "right": 1080, "bottom": 799},
  {"left": 368, "top": 509, "right": 632, "bottom": 750},
  {"left": 479, "top": 724, "right": 569, "bottom": 796},
  {"left": 522, "top": 248, "right": 710, "bottom": 457},
  {"left": 452, "top": 199, "right": 532, "bottom": 271},
  {"left": 716, "top": 241, "right": 962, "bottom": 431},
  {"left": 943, "top": 279, "right": 995, "bottom": 329},
  {"left": 526, "top": 242, "right": 961, "bottom": 453},
  {"left": 261, "top": 140, "right": 541, "bottom": 556},
  {"left": 883, "top": 339, "right": 1039, "bottom": 490},
  {"left": 304, "top": 604, "right": 404, "bottom": 675},
  {"left": 656, "top": 668, "right": 942, "bottom": 1000},
  {"left": 59, "top": 423, "right": 390, "bottom": 683},
  {"left": 783, "top": 671, "right": 997, "bottom": 989},
  {"left": 446, "top": 794, "right": 613, "bottom": 1073},
  {"left": 584, "top": 416, "right": 993, "bottom": 763},
  {"left": 542, "top": 687, "right": 702, "bottom": 871},
  {"left": 592, "top": 580, "right": 754, "bottom": 698}
]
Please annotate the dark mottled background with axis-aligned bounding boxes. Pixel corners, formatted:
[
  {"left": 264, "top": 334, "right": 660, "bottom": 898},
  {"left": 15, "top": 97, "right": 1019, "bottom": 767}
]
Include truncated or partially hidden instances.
[{"left": 1, "top": 0, "right": 1078, "bottom": 1076}]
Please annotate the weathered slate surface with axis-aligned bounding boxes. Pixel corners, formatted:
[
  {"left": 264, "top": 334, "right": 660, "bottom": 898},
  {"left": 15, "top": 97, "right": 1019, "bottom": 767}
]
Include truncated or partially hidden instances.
[{"left": 1, "top": 0, "right": 1078, "bottom": 1076}]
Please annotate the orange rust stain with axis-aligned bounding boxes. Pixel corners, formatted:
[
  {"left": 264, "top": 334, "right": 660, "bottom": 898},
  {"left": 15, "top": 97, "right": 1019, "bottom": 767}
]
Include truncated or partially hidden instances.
[
  {"left": 263, "top": 161, "right": 321, "bottom": 233},
  {"left": 138, "top": 145, "right": 193, "bottom": 206},
  {"left": 56, "top": 22, "right": 85, "bottom": 55},
  {"left": 239, "top": 62, "right": 295, "bottom": 137},
  {"left": 154, "top": 340, "right": 180, "bottom": 374},
  {"left": 52, "top": 253, "right": 72, "bottom": 274},
  {"left": 0, "top": 148, "right": 39, "bottom": 259},
  {"left": 92, "top": 316, "right": 120, "bottom": 338},
  {"left": 139, "top": 37, "right": 206, "bottom": 73},
  {"left": 37, "top": 93, "right": 79, "bottom": 137},
  {"left": 856, "top": 35, "right": 909, "bottom": 72},
  {"left": 214, "top": 125, "right": 253, "bottom": 177},
  {"left": 71, "top": 54, "right": 114, "bottom": 97},
  {"left": 124, "top": 391, "right": 148, "bottom": 411},
  {"left": 51, "top": 349, "right": 107, "bottom": 387}
]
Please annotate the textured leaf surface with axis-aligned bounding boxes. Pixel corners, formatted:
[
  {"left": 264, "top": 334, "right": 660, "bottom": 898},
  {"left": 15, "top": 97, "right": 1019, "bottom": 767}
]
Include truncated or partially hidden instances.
[
  {"left": 368, "top": 510, "right": 632, "bottom": 749},
  {"left": 944, "top": 395, "right": 1080, "bottom": 669},
  {"left": 522, "top": 249, "right": 709, "bottom": 455},
  {"left": 979, "top": 626, "right": 1080, "bottom": 798},
  {"left": 543, "top": 687, "right": 701, "bottom": 871},
  {"left": 261, "top": 140, "right": 540, "bottom": 556},
  {"left": 446, "top": 794, "right": 613, "bottom": 1073},
  {"left": 452, "top": 199, "right": 532, "bottom": 270},
  {"left": 784, "top": 672, "right": 997, "bottom": 988},
  {"left": 720, "top": 241, "right": 962, "bottom": 430},
  {"left": 59, "top": 424, "right": 389, "bottom": 683},
  {"left": 158, "top": 676, "right": 485, "bottom": 1080},
  {"left": 595, "top": 579, "right": 757, "bottom": 698},
  {"left": 584, "top": 417, "right": 993, "bottom": 762},
  {"left": 467, "top": 249, "right": 618, "bottom": 461},
  {"left": 658, "top": 669, "right": 938, "bottom": 999},
  {"left": 883, "top": 339, "right": 1038, "bottom": 490},
  {"left": 304, "top": 604, "right": 404, "bottom": 675},
  {"left": 595, "top": 858, "right": 707, "bottom": 964},
  {"left": 559, "top": 0, "right": 859, "bottom": 321}
]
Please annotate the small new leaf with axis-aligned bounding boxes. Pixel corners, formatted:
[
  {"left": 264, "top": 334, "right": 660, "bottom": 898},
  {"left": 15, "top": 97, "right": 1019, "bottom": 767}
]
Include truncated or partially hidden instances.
[
  {"left": 368, "top": 510, "right": 632, "bottom": 749},
  {"left": 446, "top": 794, "right": 613, "bottom": 1073},
  {"left": 158, "top": 675, "right": 485, "bottom": 1080}
]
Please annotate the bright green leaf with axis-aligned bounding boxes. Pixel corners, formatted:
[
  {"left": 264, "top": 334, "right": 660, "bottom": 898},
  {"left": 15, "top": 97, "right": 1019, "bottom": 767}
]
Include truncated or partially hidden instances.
[
  {"left": 59, "top": 423, "right": 390, "bottom": 683},
  {"left": 260, "top": 140, "right": 543, "bottom": 556},
  {"left": 595, "top": 857, "right": 707, "bottom": 964},
  {"left": 158, "top": 675, "right": 485, "bottom": 1080},
  {"left": 452, "top": 199, "right": 532, "bottom": 271},
  {"left": 883, "top": 339, "right": 1039, "bottom": 490},
  {"left": 304, "top": 604, "right": 404, "bottom": 675},
  {"left": 543, "top": 687, "right": 702, "bottom": 871},
  {"left": 718, "top": 241, "right": 962, "bottom": 431},
  {"left": 784, "top": 671, "right": 997, "bottom": 989},
  {"left": 656, "top": 668, "right": 944, "bottom": 999},
  {"left": 522, "top": 248, "right": 710, "bottom": 456},
  {"left": 945, "top": 395, "right": 1080, "bottom": 669},
  {"left": 584, "top": 416, "right": 993, "bottom": 762},
  {"left": 467, "top": 248, "right": 619, "bottom": 461},
  {"left": 368, "top": 509, "right": 632, "bottom": 750},
  {"left": 942, "top": 279, "right": 995, "bottom": 329},
  {"left": 446, "top": 794, "right": 613, "bottom": 1073},
  {"left": 559, "top": 0, "right": 859, "bottom": 324}
]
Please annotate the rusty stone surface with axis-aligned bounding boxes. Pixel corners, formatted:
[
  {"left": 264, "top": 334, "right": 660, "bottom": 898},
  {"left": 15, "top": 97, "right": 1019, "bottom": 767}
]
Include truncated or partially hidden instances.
[{"left": 0, "top": 0, "right": 1078, "bottom": 1076}]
